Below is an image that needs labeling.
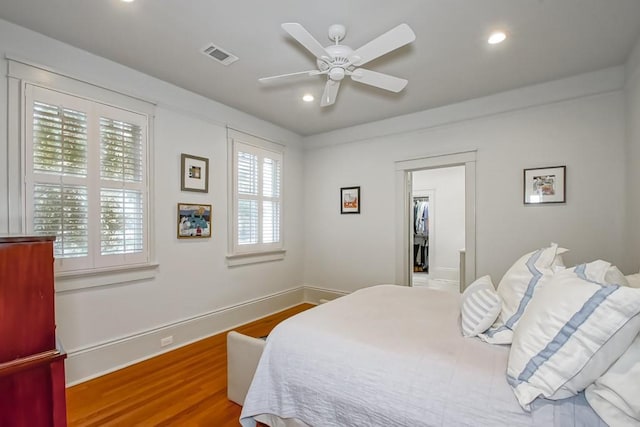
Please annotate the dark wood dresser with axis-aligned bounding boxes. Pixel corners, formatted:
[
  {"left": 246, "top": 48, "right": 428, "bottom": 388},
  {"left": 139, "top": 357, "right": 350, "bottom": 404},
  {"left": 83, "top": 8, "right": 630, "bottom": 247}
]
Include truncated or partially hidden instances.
[{"left": 0, "top": 235, "right": 67, "bottom": 427}]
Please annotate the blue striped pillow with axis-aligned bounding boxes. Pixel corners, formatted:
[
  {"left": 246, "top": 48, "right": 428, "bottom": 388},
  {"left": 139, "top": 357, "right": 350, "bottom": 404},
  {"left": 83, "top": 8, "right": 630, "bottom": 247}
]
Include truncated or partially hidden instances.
[
  {"left": 480, "top": 244, "right": 566, "bottom": 344},
  {"left": 460, "top": 276, "right": 501, "bottom": 337},
  {"left": 507, "top": 261, "right": 640, "bottom": 409}
]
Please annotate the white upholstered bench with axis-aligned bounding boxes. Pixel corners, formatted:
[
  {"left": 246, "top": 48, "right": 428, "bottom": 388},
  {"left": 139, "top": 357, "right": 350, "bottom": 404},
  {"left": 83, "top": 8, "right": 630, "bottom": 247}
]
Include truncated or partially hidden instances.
[{"left": 226, "top": 331, "right": 266, "bottom": 405}]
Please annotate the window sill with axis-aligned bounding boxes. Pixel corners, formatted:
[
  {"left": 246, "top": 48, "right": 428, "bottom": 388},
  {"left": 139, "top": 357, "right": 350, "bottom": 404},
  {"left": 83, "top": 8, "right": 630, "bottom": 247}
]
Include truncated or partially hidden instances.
[
  {"left": 55, "top": 263, "right": 159, "bottom": 293},
  {"left": 226, "top": 250, "right": 286, "bottom": 267}
]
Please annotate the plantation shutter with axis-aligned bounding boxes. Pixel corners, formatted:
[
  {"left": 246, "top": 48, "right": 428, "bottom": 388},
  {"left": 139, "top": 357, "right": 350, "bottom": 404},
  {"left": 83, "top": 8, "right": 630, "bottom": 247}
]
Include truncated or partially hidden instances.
[
  {"left": 232, "top": 135, "right": 283, "bottom": 254},
  {"left": 25, "top": 84, "right": 149, "bottom": 272},
  {"left": 262, "top": 156, "right": 281, "bottom": 244},
  {"left": 99, "top": 117, "right": 145, "bottom": 256},
  {"left": 30, "top": 98, "right": 90, "bottom": 260},
  {"left": 237, "top": 151, "right": 259, "bottom": 245}
]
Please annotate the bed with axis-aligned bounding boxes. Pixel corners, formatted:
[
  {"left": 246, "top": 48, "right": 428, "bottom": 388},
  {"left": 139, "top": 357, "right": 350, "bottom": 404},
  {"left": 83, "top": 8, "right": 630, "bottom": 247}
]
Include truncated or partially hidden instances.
[{"left": 239, "top": 285, "right": 605, "bottom": 427}]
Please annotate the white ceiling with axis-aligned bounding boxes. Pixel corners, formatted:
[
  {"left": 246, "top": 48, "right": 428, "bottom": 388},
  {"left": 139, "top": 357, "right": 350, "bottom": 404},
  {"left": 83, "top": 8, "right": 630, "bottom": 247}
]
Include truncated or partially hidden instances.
[{"left": 1, "top": 0, "right": 640, "bottom": 136}]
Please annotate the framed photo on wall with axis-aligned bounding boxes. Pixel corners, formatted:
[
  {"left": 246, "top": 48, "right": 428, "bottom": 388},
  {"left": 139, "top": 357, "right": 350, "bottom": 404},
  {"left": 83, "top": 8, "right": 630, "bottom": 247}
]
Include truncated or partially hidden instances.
[
  {"left": 523, "top": 166, "right": 566, "bottom": 204},
  {"left": 177, "top": 203, "right": 212, "bottom": 238},
  {"left": 341, "top": 186, "right": 361, "bottom": 214},
  {"left": 181, "top": 153, "right": 209, "bottom": 193}
]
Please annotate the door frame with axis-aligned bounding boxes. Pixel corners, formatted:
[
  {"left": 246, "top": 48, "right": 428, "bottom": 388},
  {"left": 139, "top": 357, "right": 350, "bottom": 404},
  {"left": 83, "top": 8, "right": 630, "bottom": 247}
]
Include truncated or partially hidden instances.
[{"left": 395, "top": 150, "right": 476, "bottom": 289}]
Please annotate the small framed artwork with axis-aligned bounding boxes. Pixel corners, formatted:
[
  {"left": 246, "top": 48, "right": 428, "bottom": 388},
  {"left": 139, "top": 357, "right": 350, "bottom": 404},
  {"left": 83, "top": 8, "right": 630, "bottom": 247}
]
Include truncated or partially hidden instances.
[
  {"left": 181, "top": 153, "right": 209, "bottom": 193},
  {"left": 523, "top": 166, "right": 566, "bottom": 204},
  {"left": 177, "top": 203, "right": 212, "bottom": 238},
  {"left": 341, "top": 186, "right": 361, "bottom": 214}
]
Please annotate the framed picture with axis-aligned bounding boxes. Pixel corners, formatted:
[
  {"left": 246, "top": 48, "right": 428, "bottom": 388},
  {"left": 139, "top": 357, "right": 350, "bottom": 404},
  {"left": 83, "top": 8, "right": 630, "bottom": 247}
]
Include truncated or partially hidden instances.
[
  {"left": 341, "top": 186, "right": 361, "bottom": 214},
  {"left": 181, "top": 153, "right": 209, "bottom": 193},
  {"left": 523, "top": 166, "right": 566, "bottom": 204},
  {"left": 177, "top": 203, "right": 212, "bottom": 238}
]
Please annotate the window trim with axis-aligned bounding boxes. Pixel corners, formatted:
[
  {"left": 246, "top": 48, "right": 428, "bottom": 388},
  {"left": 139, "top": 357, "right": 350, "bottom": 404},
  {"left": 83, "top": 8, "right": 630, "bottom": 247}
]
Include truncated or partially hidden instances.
[
  {"left": 8, "top": 57, "right": 157, "bottom": 289},
  {"left": 226, "top": 128, "right": 285, "bottom": 265}
]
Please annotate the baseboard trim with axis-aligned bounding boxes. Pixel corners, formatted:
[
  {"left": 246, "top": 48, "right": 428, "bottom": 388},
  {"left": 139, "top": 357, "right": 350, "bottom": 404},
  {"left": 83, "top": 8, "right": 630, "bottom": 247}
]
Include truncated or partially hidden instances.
[
  {"left": 302, "top": 285, "right": 350, "bottom": 304},
  {"left": 65, "top": 286, "right": 305, "bottom": 386},
  {"left": 431, "top": 267, "right": 459, "bottom": 282}
]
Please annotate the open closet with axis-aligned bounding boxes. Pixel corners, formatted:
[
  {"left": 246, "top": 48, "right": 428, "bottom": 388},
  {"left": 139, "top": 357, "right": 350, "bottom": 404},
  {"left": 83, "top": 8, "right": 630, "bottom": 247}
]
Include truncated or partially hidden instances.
[{"left": 413, "top": 196, "right": 429, "bottom": 274}]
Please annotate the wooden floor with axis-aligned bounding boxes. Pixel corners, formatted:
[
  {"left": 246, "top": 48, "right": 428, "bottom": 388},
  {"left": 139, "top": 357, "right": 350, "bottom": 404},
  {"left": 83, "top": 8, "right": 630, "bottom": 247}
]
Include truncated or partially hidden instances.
[{"left": 66, "top": 304, "right": 314, "bottom": 427}]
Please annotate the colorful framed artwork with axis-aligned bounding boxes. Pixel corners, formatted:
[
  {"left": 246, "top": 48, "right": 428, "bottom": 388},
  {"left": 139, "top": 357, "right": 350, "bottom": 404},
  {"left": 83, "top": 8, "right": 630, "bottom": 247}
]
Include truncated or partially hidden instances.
[
  {"left": 181, "top": 153, "right": 209, "bottom": 193},
  {"left": 177, "top": 203, "right": 212, "bottom": 238},
  {"left": 523, "top": 166, "right": 566, "bottom": 204},
  {"left": 341, "top": 186, "right": 361, "bottom": 214}
]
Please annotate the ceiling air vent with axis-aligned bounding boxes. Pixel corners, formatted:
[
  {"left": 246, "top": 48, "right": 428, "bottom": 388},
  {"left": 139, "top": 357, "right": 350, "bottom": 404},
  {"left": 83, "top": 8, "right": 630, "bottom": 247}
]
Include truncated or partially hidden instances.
[{"left": 201, "top": 43, "right": 238, "bottom": 66}]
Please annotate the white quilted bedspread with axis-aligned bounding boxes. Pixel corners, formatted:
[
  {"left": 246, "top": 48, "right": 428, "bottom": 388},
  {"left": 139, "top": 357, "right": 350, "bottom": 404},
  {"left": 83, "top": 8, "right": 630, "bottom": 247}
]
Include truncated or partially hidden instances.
[{"left": 240, "top": 285, "right": 603, "bottom": 427}]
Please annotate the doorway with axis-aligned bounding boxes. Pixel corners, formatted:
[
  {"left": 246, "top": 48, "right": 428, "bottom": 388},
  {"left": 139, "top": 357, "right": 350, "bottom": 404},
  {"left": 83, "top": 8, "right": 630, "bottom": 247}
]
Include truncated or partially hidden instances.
[
  {"left": 410, "top": 167, "right": 465, "bottom": 292},
  {"left": 394, "top": 151, "right": 476, "bottom": 291}
]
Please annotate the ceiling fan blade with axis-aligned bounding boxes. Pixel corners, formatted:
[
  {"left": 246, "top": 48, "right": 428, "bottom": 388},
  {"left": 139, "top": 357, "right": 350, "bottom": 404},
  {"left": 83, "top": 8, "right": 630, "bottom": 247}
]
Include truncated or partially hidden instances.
[
  {"left": 350, "top": 68, "right": 408, "bottom": 92},
  {"left": 320, "top": 80, "right": 341, "bottom": 107},
  {"left": 258, "top": 70, "right": 321, "bottom": 84},
  {"left": 348, "top": 23, "right": 416, "bottom": 67},
  {"left": 282, "top": 23, "right": 330, "bottom": 61}
]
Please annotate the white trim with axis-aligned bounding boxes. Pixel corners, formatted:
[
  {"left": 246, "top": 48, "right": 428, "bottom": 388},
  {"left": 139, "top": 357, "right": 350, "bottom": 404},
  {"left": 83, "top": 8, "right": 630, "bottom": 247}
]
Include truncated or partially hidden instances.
[
  {"left": 12, "top": 61, "right": 156, "bottom": 283},
  {"left": 6, "top": 55, "right": 157, "bottom": 113},
  {"left": 395, "top": 151, "right": 477, "bottom": 287},
  {"left": 55, "top": 263, "right": 159, "bottom": 293},
  {"left": 227, "top": 128, "right": 285, "bottom": 260},
  {"left": 227, "top": 127, "right": 285, "bottom": 151},
  {"left": 65, "top": 286, "right": 306, "bottom": 386},
  {"left": 63, "top": 285, "right": 351, "bottom": 386},
  {"left": 6, "top": 75, "right": 23, "bottom": 234},
  {"left": 303, "top": 66, "right": 625, "bottom": 149},
  {"left": 302, "top": 285, "right": 350, "bottom": 304},
  {"left": 226, "top": 250, "right": 286, "bottom": 266},
  {"left": 395, "top": 151, "right": 477, "bottom": 171},
  {"left": 431, "top": 267, "right": 459, "bottom": 282}
]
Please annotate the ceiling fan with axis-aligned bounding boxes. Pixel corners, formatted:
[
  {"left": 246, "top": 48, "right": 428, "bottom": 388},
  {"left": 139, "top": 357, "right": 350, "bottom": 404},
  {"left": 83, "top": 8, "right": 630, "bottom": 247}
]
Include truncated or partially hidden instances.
[{"left": 259, "top": 23, "right": 416, "bottom": 107}]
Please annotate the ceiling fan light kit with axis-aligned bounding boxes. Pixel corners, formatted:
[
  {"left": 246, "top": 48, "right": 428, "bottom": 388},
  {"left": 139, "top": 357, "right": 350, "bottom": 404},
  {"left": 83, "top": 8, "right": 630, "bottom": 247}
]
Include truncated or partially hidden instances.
[{"left": 259, "top": 22, "right": 416, "bottom": 107}]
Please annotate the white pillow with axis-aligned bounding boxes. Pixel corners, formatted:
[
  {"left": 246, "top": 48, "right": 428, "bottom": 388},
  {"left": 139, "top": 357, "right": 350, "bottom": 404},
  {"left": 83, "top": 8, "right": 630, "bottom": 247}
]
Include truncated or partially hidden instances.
[
  {"left": 586, "top": 335, "right": 640, "bottom": 427},
  {"left": 625, "top": 273, "right": 640, "bottom": 288},
  {"left": 460, "top": 276, "right": 501, "bottom": 337},
  {"left": 507, "top": 262, "right": 640, "bottom": 409},
  {"left": 605, "top": 265, "right": 629, "bottom": 287},
  {"left": 479, "top": 243, "right": 566, "bottom": 344}
]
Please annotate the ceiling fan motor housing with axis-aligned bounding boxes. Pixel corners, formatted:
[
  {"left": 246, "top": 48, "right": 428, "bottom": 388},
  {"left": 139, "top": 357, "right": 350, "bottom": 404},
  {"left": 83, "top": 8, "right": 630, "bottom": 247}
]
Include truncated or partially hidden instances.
[{"left": 317, "top": 44, "right": 354, "bottom": 73}]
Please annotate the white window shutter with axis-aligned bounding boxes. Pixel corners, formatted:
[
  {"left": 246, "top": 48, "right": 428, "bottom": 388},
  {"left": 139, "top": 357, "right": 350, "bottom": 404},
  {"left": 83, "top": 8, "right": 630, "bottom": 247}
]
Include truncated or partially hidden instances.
[
  {"left": 231, "top": 134, "right": 283, "bottom": 255},
  {"left": 99, "top": 117, "right": 145, "bottom": 259},
  {"left": 25, "top": 85, "right": 150, "bottom": 273}
]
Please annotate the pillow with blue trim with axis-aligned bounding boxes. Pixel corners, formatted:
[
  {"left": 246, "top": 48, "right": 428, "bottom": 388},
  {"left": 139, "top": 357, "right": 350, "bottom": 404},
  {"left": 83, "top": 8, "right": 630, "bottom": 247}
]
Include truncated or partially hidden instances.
[
  {"left": 479, "top": 243, "right": 566, "bottom": 345},
  {"left": 586, "top": 334, "right": 640, "bottom": 427},
  {"left": 506, "top": 260, "right": 640, "bottom": 410},
  {"left": 460, "top": 275, "right": 501, "bottom": 337}
]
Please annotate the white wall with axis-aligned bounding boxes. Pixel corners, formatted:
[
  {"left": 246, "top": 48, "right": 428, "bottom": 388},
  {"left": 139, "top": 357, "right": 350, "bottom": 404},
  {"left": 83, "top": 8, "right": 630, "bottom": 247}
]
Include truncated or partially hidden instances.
[
  {"left": 413, "top": 166, "right": 465, "bottom": 280},
  {"left": 626, "top": 36, "right": 640, "bottom": 273},
  {"left": 0, "top": 19, "right": 305, "bottom": 383},
  {"left": 302, "top": 68, "right": 629, "bottom": 293}
]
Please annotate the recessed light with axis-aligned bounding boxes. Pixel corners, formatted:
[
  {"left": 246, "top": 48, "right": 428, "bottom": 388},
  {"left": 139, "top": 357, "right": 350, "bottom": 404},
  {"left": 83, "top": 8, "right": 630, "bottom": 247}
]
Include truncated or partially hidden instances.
[
  {"left": 488, "top": 31, "right": 507, "bottom": 45},
  {"left": 121, "top": 0, "right": 135, "bottom": 3},
  {"left": 302, "top": 94, "right": 314, "bottom": 102}
]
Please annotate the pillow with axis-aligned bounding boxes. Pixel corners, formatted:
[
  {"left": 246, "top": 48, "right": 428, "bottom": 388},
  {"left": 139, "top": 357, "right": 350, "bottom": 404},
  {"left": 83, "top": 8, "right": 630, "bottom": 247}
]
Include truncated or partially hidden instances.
[
  {"left": 479, "top": 243, "right": 566, "bottom": 344},
  {"left": 605, "top": 265, "right": 629, "bottom": 287},
  {"left": 507, "top": 261, "right": 640, "bottom": 409},
  {"left": 625, "top": 273, "right": 640, "bottom": 288},
  {"left": 585, "top": 335, "right": 640, "bottom": 427},
  {"left": 460, "top": 276, "right": 501, "bottom": 337}
]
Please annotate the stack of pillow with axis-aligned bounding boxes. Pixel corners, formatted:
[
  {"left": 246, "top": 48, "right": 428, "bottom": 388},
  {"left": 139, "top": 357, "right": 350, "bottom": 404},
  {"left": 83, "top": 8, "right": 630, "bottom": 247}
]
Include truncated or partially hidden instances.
[{"left": 460, "top": 243, "right": 640, "bottom": 426}]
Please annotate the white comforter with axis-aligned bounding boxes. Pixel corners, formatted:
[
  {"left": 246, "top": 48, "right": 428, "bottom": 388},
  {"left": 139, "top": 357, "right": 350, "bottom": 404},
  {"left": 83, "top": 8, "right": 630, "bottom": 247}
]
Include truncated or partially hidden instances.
[{"left": 240, "top": 285, "right": 603, "bottom": 427}]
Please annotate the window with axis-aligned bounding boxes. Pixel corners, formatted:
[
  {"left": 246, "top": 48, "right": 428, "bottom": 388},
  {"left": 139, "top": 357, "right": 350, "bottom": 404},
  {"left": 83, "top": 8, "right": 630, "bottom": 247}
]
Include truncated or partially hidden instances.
[
  {"left": 24, "top": 84, "right": 150, "bottom": 273},
  {"left": 228, "top": 130, "right": 284, "bottom": 262}
]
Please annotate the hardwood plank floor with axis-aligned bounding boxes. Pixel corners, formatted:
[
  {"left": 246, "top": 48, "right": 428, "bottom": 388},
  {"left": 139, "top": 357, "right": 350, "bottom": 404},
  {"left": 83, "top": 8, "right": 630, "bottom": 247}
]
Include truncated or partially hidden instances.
[{"left": 66, "top": 304, "right": 314, "bottom": 427}]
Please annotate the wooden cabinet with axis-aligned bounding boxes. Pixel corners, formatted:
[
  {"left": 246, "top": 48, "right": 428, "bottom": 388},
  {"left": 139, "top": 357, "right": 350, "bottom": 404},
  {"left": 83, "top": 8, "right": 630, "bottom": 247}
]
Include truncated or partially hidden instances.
[{"left": 0, "top": 235, "right": 67, "bottom": 427}]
